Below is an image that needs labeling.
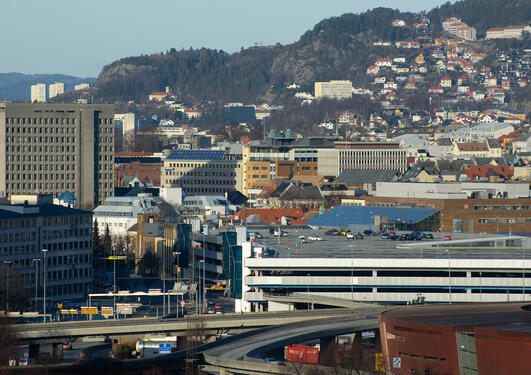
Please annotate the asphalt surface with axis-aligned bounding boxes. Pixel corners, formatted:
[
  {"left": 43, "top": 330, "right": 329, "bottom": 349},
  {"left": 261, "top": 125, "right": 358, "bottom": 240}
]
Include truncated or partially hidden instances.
[
  {"left": 248, "top": 228, "right": 530, "bottom": 260},
  {"left": 204, "top": 309, "right": 382, "bottom": 361}
]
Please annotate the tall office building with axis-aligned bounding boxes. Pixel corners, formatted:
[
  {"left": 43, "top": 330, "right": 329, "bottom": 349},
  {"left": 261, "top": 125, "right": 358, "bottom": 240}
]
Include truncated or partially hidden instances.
[
  {"left": 0, "top": 103, "right": 115, "bottom": 210},
  {"left": 48, "top": 82, "right": 65, "bottom": 99},
  {"left": 30, "top": 83, "right": 46, "bottom": 103}
]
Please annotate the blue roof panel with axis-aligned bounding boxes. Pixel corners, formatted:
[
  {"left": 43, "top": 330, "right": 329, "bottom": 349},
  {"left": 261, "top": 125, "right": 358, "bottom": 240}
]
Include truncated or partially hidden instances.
[
  {"left": 307, "top": 206, "right": 439, "bottom": 227},
  {"left": 167, "top": 150, "right": 225, "bottom": 161}
]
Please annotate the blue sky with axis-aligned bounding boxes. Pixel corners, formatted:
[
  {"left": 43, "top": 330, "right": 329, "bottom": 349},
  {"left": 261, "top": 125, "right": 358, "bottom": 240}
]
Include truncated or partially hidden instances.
[{"left": 0, "top": 0, "right": 453, "bottom": 77}]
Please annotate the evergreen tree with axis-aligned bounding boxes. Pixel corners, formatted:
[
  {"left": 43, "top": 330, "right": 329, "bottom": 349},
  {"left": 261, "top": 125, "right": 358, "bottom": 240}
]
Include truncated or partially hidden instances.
[
  {"left": 93, "top": 219, "right": 103, "bottom": 260},
  {"left": 103, "top": 224, "right": 113, "bottom": 258}
]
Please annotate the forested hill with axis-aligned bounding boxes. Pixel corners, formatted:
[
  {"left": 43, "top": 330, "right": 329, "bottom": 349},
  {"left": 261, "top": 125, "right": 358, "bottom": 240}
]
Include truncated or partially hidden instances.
[{"left": 93, "top": 0, "right": 530, "bottom": 104}]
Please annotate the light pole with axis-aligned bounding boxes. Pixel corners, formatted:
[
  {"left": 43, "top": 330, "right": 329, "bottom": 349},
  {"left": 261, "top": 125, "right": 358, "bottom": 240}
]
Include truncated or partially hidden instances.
[
  {"left": 199, "top": 260, "right": 205, "bottom": 314},
  {"left": 32, "top": 259, "right": 41, "bottom": 310},
  {"left": 479, "top": 271, "right": 482, "bottom": 302},
  {"left": 349, "top": 245, "right": 354, "bottom": 308},
  {"left": 3, "top": 261, "right": 12, "bottom": 312},
  {"left": 113, "top": 247, "right": 117, "bottom": 318},
  {"left": 161, "top": 239, "right": 166, "bottom": 316},
  {"left": 446, "top": 249, "right": 451, "bottom": 304},
  {"left": 42, "top": 249, "right": 48, "bottom": 323}
]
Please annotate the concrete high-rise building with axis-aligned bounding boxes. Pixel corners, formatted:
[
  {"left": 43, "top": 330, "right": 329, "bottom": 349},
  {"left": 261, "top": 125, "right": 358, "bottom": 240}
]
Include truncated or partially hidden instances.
[
  {"left": 314, "top": 80, "right": 352, "bottom": 100},
  {"left": 30, "top": 83, "right": 46, "bottom": 103},
  {"left": 0, "top": 103, "right": 115, "bottom": 209},
  {"left": 114, "top": 113, "right": 136, "bottom": 136},
  {"left": 48, "top": 82, "right": 64, "bottom": 99},
  {"left": 74, "top": 83, "right": 90, "bottom": 91}
]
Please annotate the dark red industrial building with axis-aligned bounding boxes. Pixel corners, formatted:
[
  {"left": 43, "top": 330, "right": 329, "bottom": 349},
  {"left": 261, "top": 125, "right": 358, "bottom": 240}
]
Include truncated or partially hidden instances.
[{"left": 379, "top": 302, "right": 531, "bottom": 375}]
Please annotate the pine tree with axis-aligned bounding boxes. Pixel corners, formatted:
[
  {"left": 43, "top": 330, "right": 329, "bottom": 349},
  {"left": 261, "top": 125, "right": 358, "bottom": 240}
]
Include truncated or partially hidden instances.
[
  {"left": 103, "top": 224, "right": 113, "bottom": 259},
  {"left": 93, "top": 219, "right": 103, "bottom": 260}
]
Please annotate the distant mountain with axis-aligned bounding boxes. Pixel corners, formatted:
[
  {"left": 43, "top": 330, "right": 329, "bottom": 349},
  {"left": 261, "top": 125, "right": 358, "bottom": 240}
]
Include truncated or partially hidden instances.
[
  {"left": 92, "top": 0, "right": 530, "bottom": 104},
  {"left": 0, "top": 73, "right": 96, "bottom": 102}
]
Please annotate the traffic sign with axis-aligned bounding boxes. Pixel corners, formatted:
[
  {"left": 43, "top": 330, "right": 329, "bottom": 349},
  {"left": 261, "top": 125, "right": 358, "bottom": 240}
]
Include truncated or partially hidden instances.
[
  {"left": 107, "top": 255, "right": 127, "bottom": 261},
  {"left": 159, "top": 343, "right": 171, "bottom": 355}
]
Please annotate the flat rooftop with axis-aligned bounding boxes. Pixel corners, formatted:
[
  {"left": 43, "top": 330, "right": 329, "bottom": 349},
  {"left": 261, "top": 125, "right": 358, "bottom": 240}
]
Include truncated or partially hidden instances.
[{"left": 243, "top": 228, "right": 530, "bottom": 260}]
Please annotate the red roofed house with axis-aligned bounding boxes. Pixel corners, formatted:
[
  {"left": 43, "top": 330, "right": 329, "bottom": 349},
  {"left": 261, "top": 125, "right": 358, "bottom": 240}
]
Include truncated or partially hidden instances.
[
  {"left": 375, "top": 58, "right": 392, "bottom": 67},
  {"left": 465, "top": 165, "right": 514, "bottom": 182},
  {"left": 428, "top": 86, "right": 444, "bottom": 94},
  {"left": 440, "top": 76, "right": 452, "bottom": 87},
  {"left": 149, "top": 86, "right": 177, "bottom": 101},
  {"left": 230, "top": 208, "right": 320, "bottom": 225}
]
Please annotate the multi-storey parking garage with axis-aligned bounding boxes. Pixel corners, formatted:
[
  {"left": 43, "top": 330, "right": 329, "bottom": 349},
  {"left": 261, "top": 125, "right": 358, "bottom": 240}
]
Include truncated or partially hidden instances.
[{"left": 235, "top": 229, "right": 531, "bottom": 311}]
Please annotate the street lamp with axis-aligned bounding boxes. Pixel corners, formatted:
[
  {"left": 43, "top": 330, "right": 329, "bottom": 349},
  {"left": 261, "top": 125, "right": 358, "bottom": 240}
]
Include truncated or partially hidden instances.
[
  {"left": 3, "top": 261, "right": 13, "bottom": 312},
  {"left": 199, "top": 260, "right": 205, "bottom": 314},
  {"left": 32, "top": 259, "right": 41, "bottom": 310},
  {"left": 349, "top": 244, "right": 354, "bottom": 308},
  {"left": 523, "top": 243, "right": 526, "bottom": 301},
  {"left": 161, "top": 239, "right": 166, "bottom": 316},
  {"left": 42, "top": 249, "right": 48, "bottom": 323}
]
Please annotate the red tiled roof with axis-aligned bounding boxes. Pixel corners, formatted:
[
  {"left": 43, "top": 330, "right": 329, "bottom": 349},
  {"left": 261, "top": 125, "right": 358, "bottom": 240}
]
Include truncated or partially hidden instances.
[
  {"left": 457, "top": 140, "right": 489, "bottom": 152},
  {"left": 465, "top": 165, "right": 513, "bottom": 180},
  {"left": 231, "top": 208, "right": 320, "bottom": 225}
]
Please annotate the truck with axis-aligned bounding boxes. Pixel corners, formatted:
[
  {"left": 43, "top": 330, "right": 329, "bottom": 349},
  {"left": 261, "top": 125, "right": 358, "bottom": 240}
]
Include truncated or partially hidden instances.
[
  {"left": 285, "top": 344, "right": 319, "bottom": 365},
  {"left": 135, "top": 336, "right": 178, "bottom": 358}
]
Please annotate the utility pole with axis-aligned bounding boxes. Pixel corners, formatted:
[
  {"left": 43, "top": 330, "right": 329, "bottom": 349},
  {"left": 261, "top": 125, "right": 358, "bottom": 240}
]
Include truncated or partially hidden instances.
[
  {"left": 3, "top": 261, "right": 12, "bottom": 312},
  {"left": 32, "top": 259, "right": 41, "bottom": 310},
  {"left": 42, "top": 249, "right": 48, "bottom": 323}
]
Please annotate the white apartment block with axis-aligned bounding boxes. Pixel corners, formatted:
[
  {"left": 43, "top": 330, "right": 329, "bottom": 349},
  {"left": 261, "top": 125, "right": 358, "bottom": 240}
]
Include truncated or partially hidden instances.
[
  {"left": 114, "top": 113, "right": 136, "bottom": 136},
  {"left": 74, "top": 83, "right": 90, "bottom": 91},
  {"left": 30, "top": 83, "right": 46, "bottom": 103},
  {"left": 486, "top": 25, "right": 531, "bottom": 39},
  {"left": 314, "top": 80, "right": 352, "bottom": 100},
  {"left": 48, "top": 82, "right": 64, "bottom": 99},
  {"left": 317, "top": 143, "right": 407, "bottom": 176}
]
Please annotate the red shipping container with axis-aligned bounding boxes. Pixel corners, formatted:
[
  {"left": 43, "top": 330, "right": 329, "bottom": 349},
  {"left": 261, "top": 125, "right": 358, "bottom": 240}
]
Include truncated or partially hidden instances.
[{"left": 285, "top": 344, "right": 319, "bottom": 364}]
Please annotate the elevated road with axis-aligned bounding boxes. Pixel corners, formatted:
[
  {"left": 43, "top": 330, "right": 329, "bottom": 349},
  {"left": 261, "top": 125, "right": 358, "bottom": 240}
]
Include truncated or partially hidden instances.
[
  {"left": 202, "top": 305, "right": 385, "bottom": 375},
  {"left": 15, "top": 308, "right": 363, "bottom": 342}
]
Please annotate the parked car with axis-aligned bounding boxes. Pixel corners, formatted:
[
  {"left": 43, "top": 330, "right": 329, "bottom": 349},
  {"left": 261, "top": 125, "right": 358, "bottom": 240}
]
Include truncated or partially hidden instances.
[
  {"left": 298, "top": 236, "right": 306, "bottom": 244},
  {"left": 355, "top": 233, "right": 364, "bottom": 239},
  {"left": 389, "top": 231, "right": 396, "bottom": 237},
  {"left": 346, "top": 231, "right": 354, "bottom": 239},
  {"left": 214, "top": 303, "right": 223, "bottom": 311},
  {"left": 389, "top": 234, "right": 399, "bottom": 240},
  {"left": 409, "top": 231, "right": 423, "bottom": 241},
  {"left": 443, "top": 235, "right": 452, "bottom": 241},
  {"left": 281, "top": 231, "right": 290, "bottom": 237},
  {"left": 308, "top": 234, "right": 322, "bottom": 241},
  {"left": 363, "top": 229, "right": 375, "bottom": 236},
  {"left": 325, "top": 229, "right": 340, "bottom": 236},
  {"left": 62, "top": 344, "right": 72, "bottom": 350},
  {"left": 381, "top": 232, "right": 390, "bottom": 239},
  {"left": 207, "top": 306, "right": 216, "bottom": 314},
  {"left": 425, "top": 233, "right": 434, "bottom": 239}
]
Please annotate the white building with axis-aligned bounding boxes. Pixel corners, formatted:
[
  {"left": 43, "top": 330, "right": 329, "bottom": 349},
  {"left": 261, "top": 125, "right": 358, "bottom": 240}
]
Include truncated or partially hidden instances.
[
  {"left": 48, "top": 82, "right": 64, "bottom": 99},
  {"left": 314, "top": 80, "right": 352, "bottom": 100},
  {"left": 486, "top": 25, "right": 531, "bottom": 39},
  {"left": 374, "top": 181, "right": 530, "bottom": 199},
  {"left": 93, "top": 193, "right": 160, "bottom": 236},
  {"left": 74, "top": 83, "right": 90, "bottom": 91},
  {"left": 443, "top": 122, "right": 515, "bottom": 143},
  {"left": 114, "top": 113, "right": 136, "bottom": 136},
  {"left": 182, "top": 195, "right": 237, "bottom": 216},
  {"left": 30, "top": 83, "right": 46, "bottom": 103}
]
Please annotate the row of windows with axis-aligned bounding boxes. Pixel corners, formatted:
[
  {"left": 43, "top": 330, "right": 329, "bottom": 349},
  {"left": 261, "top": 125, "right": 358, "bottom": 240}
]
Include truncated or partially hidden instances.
[
  {"left": 8, "top": 145, "right": 75, "bottom": 153},
  {"left": 8, "top": 136, "right": 76, "bottom": 143},
  {"left": 0, "top": 218, "right": 37, "bottom": 229},
  {"left": 43, "top": 228, "right": 90, "bottom": 240},
  {"left": 8, "top": 172, "right": 76, "bottom": 180},
  {"left": 7, "top": 155, "right": 75, "bottom": 165},
  {"left": 184, "top": 187, "right": 233, "bottom": 193},
  {"left": 251, "top": 166, "right": 268, "bottom": 170},
  {"left": 251, "top": 175, "right": 268, "bottom": 179},
  {"left": 6, "top": 117, "right": 76, "bottom": 125},
  {"left": 169, "top": 179, "right": 236, "bottom": 185},
  {"left": 166, "top": 162, "right": 239, "bottom": 169},
  {"left": 166, "top": 170, "right": 235, "bottom": 177},
  {"left": 8, "top": 154, "right": 76, "bottom": 162},
  {"left": 475, "top": 205, "right": 531, "bottom": 211},
  {"left": 7, "top": 182, "right": 76, "bottom": 191},
  {"left": 478, "top": 217, "right": 531, "bottom": 224},
  {"left": 41, "top": 283, "right": 89, "bottom": 297}
]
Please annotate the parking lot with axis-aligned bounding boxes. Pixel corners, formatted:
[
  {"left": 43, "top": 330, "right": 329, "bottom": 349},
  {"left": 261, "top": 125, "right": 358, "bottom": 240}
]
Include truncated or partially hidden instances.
[{"left": 247, "top": 227, "right": 527, "bottom": 260}]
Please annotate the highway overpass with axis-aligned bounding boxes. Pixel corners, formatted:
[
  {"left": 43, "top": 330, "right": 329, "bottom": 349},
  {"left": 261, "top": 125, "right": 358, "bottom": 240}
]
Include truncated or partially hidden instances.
[
  {"left": 202, "top": 305, "right": 385, "bottom": 374},
  {"left": 15, "top": 308, "right": 365, "bottom": 343}
]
